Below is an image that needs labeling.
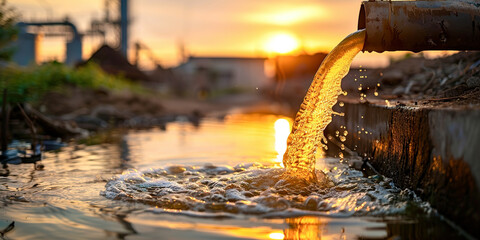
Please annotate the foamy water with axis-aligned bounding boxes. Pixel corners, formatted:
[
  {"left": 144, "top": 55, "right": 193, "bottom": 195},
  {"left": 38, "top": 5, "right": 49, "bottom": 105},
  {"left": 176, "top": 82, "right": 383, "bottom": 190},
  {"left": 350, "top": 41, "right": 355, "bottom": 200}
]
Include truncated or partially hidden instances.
[{"left": 102, "top": 158, "right": 432, "bottom": 218}]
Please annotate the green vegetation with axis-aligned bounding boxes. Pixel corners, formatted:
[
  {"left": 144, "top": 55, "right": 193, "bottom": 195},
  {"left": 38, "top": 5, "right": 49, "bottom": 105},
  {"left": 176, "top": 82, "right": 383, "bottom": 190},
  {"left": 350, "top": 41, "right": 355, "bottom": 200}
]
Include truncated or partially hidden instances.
[{"left": 0, "top": 62, "right": 145, "bottom": 104}]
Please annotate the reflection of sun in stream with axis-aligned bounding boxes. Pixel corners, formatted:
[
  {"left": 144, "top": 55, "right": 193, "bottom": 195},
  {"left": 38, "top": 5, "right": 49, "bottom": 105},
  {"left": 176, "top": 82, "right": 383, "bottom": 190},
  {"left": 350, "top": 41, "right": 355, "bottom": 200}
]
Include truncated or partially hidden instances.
[
  {"left": 285, "top": 216, "right": 326, "bottom": 240},
  {"left": 269, "top": 232, "right": 285, "bottom": 240},
  {"left": 274, "top": 118, "right": 291, "bottom": 166}
]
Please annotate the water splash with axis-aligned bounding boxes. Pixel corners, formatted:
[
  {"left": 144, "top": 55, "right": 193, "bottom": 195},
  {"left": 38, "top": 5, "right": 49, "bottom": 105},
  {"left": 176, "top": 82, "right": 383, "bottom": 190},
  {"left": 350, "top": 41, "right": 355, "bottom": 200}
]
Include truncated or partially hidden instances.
[
  {"left": 283, "top": 30, "right": 366, "bottom": 182},
  {"left": 102, "top": 161, "right": 431, "bottom": 217}
]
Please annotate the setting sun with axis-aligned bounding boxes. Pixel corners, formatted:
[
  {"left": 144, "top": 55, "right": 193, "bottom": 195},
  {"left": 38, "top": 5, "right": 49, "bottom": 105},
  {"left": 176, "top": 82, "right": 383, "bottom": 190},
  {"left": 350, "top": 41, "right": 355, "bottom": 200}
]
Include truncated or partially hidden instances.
[{"left": 265, "top": 33, "right": 299, "bottom": 54}]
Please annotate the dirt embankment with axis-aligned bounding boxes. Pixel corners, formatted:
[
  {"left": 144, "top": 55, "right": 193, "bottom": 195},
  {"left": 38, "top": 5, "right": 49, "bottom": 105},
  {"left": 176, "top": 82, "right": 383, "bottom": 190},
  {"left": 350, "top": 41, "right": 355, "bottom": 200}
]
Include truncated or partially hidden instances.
[
  {"left": 20, "top": 86, "right": 276, "bottom": 140},
  {"left": 32, "top": 87, "right": 212, "bottom": 134}
]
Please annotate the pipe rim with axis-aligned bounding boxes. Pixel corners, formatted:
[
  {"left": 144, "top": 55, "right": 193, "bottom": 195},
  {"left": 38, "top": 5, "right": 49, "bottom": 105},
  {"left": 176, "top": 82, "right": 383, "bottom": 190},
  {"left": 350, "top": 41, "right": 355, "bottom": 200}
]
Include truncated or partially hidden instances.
[{"left": 358, "top": 3, "right": 366, "bottom": 30}]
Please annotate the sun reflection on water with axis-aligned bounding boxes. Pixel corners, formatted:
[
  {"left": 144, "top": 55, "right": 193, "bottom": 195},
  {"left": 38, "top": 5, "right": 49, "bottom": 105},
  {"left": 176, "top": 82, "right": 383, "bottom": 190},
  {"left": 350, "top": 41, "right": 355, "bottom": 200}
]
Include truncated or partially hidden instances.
[
  {"left": 274, "top": 118, "right": 291, "bottom": 166},
  {"left": 269, "top": 232, "right": 285, "bottom": 239},
  {"left": 284, "top": 216, "right": 327, "bottom": 240}
]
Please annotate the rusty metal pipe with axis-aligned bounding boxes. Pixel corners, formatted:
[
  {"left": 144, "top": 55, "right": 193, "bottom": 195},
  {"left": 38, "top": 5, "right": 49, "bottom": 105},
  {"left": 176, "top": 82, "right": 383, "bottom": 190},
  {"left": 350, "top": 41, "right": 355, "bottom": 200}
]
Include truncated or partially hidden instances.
[{"left": 358, "top": 1, "right": 480, "bottom": 52}]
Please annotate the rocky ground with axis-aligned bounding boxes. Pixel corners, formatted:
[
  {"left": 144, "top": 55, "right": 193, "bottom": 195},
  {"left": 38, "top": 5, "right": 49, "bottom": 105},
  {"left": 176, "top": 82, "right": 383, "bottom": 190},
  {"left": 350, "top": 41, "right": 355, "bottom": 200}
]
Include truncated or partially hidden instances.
[{"left": 341, "top": 51, "right": 480, "bottom": 108}]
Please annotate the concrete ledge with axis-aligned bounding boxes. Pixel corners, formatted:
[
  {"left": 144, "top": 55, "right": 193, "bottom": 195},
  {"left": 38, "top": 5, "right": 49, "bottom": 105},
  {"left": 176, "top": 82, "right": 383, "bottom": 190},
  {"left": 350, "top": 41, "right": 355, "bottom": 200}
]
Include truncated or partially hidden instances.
[{"left": 325, "top": 100, "right": 480, "bottom": 237}]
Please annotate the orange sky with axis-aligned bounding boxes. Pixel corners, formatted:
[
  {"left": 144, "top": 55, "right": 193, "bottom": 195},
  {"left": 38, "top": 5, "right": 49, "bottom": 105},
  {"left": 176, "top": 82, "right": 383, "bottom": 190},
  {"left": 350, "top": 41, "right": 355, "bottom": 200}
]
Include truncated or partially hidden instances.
[{"left": 10, "top": 0, "right": 433, "bottom": 69}]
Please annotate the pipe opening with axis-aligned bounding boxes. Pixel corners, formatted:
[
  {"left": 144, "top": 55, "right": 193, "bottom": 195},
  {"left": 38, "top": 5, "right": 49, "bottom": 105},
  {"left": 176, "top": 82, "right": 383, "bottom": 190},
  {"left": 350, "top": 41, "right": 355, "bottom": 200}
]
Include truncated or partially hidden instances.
[
  {"left": 358, "top": 3, "right": 366, "bottom": 30},
  {"left": 357, "top": 1, "right": 480, "bottom": 52}
]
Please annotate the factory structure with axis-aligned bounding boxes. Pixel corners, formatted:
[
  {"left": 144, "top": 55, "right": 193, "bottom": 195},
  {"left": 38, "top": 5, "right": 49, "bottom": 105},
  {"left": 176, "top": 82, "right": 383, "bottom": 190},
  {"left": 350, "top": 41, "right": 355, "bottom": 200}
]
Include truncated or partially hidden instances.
[{"left": 12, "top": 0, "right": 129, "bottom": 67}]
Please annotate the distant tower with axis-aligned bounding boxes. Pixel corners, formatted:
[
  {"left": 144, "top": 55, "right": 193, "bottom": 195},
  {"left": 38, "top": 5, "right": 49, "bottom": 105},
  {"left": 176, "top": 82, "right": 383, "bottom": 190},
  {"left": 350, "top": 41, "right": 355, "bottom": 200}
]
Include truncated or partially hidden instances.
[
  {"left": 177, "top": 39, "right": 188, "bottom": 64},
  {"left": 120, "top": 0, "right": 129, "bottom": 59}
]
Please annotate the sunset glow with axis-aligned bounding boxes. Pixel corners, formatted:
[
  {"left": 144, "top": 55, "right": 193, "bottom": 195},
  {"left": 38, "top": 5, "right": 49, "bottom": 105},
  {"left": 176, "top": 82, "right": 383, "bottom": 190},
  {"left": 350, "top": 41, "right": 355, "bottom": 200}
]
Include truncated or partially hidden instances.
[
  {"left": 245, "top": 6, "right": 324, "bottom": 26},
  {"left": 265, "top": 33, "right": 299, "bottom": 54},
  {"left": 10, "top": 0, "right": 392, "bottom": 68}
]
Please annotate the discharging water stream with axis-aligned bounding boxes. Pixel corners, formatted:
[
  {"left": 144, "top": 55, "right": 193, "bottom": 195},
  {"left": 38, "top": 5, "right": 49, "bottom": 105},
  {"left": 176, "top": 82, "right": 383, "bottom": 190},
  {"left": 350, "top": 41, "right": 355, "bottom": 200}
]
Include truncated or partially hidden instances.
[
  {"left": 0, "top": 30, "right": 469, "bottom": 239},
  {"left": 283, "top": 29, "right": 365, "bottom": 183}
]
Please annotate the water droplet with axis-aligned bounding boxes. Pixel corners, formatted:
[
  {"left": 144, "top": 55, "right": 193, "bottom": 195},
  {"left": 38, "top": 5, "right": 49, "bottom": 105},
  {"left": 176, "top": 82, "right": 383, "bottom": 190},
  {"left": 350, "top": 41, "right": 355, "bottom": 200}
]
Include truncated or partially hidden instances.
[
  {"left": 339, "top": 136, "right": 346, "bottom": 142},
  {"left": 339, "top": 102, "right": 344, "bottom": 107},
  {"left": 343, "top": 130, "right": 348, "bottom": 136}
]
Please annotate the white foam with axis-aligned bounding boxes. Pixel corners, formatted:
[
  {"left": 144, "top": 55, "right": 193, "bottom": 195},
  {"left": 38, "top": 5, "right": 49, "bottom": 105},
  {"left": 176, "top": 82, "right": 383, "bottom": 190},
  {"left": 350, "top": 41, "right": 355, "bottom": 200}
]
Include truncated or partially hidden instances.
[{"left": 102, "top": 162, "right": 432, "bottom": 218}]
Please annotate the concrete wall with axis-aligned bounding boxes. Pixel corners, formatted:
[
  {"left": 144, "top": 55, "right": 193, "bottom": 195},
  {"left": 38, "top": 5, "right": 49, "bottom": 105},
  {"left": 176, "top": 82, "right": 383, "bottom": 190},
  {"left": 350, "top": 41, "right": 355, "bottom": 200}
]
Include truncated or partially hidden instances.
[{"left": 325, "top": 100, "right": 480, "bottom": 238}]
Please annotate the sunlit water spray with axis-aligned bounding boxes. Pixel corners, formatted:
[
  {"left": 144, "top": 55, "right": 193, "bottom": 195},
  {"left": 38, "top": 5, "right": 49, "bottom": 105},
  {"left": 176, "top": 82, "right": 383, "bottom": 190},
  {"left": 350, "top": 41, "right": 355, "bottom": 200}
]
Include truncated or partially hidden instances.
[{"left": 103, "top": 29, "right": 431, "bottom": 218}]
